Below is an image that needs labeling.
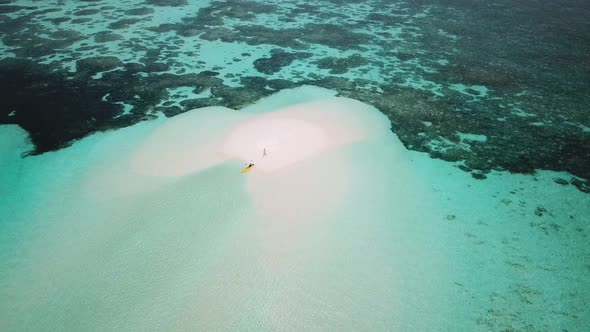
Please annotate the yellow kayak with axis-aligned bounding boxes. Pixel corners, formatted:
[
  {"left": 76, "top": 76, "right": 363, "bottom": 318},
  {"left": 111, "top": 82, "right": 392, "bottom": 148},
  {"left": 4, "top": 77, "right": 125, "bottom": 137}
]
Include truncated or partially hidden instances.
[{"left": 240, "top": 165, "right": 254, "bottom": 173}]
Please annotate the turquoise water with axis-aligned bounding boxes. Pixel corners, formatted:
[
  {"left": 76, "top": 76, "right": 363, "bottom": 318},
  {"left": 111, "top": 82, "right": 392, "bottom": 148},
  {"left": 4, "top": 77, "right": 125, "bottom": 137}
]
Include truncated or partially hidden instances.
[{"left": 1, "top": 1, "right": 589, "bottom": 330}]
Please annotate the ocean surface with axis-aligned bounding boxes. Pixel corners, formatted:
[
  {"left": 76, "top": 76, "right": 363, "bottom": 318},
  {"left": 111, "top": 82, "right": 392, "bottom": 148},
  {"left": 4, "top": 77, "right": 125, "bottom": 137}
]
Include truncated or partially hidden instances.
[{"left": 1, "top": 0, "right": 589, "bottom": 330}]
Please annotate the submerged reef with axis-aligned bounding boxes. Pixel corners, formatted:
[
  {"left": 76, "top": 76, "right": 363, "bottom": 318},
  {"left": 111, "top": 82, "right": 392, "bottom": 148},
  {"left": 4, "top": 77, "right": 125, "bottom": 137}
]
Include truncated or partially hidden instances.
[{"left": 0, "top": 0, "right": 588, "bottom": 192}]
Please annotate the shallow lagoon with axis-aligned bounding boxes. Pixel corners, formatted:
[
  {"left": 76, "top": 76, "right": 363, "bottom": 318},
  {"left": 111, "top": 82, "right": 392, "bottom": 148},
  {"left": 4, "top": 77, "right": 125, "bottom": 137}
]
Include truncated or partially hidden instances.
[{"left": 1, "top": 0, "right": 589, "bottom": 330}]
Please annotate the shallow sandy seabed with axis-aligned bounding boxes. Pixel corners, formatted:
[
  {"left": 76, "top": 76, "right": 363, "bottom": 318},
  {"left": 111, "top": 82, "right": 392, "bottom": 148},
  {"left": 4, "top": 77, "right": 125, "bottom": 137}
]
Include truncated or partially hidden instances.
[{"left": 0, "top": 86, "right": 588, "bottom": 331}]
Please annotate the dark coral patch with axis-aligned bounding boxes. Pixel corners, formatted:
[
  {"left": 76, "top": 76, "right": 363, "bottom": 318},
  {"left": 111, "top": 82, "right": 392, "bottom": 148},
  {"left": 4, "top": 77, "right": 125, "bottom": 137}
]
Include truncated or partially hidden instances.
[
  {"left": 571, "top": 179, "right": 590, "bottom": 193},
  {"left": 29, "top": 8, "right": 61, "bottom": 15},
  {"left": 125, "top": 7, "right": 155, "bottom": 15},
  {"left": 2, "top": 31, "right": 84, "bottom": 58},
  {"left": 0, "top": 5, "right": 32, "bottom": 13},
  {"left": 49, "top": 29, "right": 83, "bottom": 40},
  {"left": 123, "top": 62, "right": 147, "bottom": 73},
  {"left": 71, "top": 18, "right": 92, "bottom": 24},
  {"left": 108, "top": 18, "right": 143, "bottom": 30},
  {"left": 154, "top": 105, "right": 183, "bottom": 117},
  {"left": 434, "top": 64, "right": 521, "bottom": 90},
  {"left": 254, "top": 50, "right": 313, "bottom": 75},
  {"left": 146, "top": 23, "right": 178, "bottom": 34},
  {"left": 50, "top": 17, "right": 70, "bottom": 25},
  {"left": 229, "top": 23, "right": 372, "bottom": 50},
  {"left": 314, "top": 55, "right": 369, "bottom": 74},
  {"left": 340, "top": 85, "right": 590, "bottom": 184},
  {"left": 365, "top": 13, "right": 403, "bottom": 25},
  {"left": 0, "top": 58, "right": 123, "bottom": 153},
  {"left": 300, "top": 24, "right": 371, "bottom": 50},
  {"left": 74, "top": 9, "right": 100, "bottom": 16},
  {"left": 146, "top": 0, "right": 187, "bottom": 6},
  {"left": 197, "top": 27, "right": 233, "bottom": 41},
  {"left": 144, "top": 62, "right": 170, "bottom": 72},
  {"left": 0, "top": 58, "right": 232, "bottom": 155},
  {"left": 94, "top": 31, "right": 123, "bottom": 43},
  {"left": 0, "top": 10, "right": 86, "bottom": 54},
  {"left": 76, "top": 56, "right": 124, "bottom": 74}
]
